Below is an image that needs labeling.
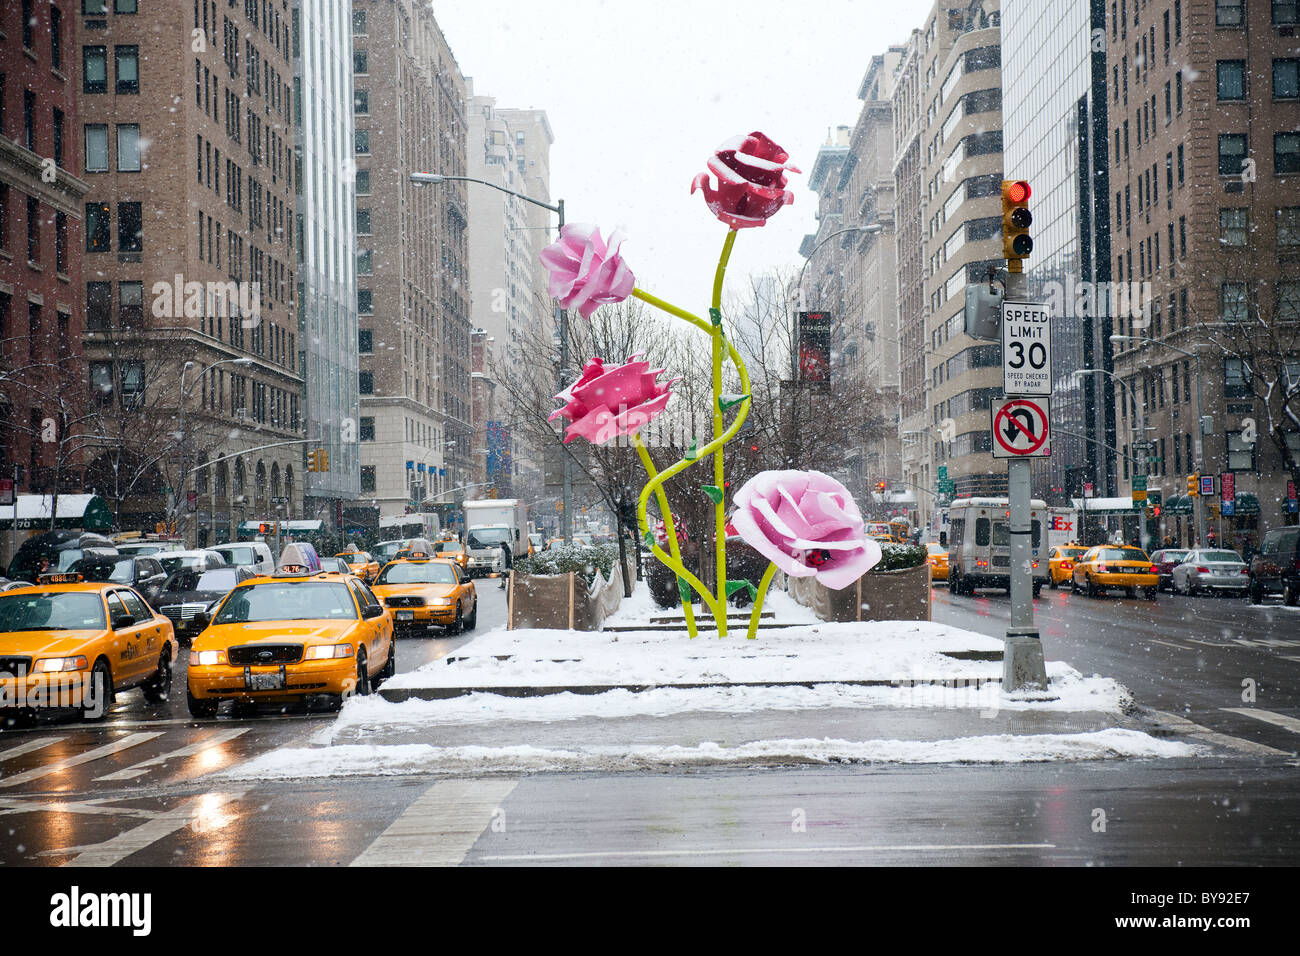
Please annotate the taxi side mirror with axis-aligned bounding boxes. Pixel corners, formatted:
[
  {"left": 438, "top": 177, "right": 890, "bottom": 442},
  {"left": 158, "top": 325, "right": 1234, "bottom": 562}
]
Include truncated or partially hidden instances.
[
  {"left": 111, "top": 612, "right": 135, "bottom": 630},
  {"left": 192, "top": 610, "right": 211, "bottom": 630},
  {"left": 362, "top": 604, "right": 385, "bottom": 620}
]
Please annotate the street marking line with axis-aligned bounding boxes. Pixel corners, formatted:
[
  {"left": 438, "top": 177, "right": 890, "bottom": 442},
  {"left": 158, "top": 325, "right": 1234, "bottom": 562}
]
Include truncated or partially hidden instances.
[
  {"left": 349, "top": 777, "right": 518, "bottom": 867},
  {"left": 480, "top": 842, "right": 1059, "bottom": 862},
  {"left": 1149, "top": 639, "right": 1192, "bottom": 650},
  {"left": 0, "top": 732, "right": 163, "bottom": 789},
  {"left": 62, "top": 790, "right": 247, "bottom": 867},
  {"left": 0, "top": 737, "right": 61, "bottom": 762},
  {"left": 1222, "top": 708, "right": 1300, "bottom": 737},
  {"left": 1149, "top": 710, "right": 1289, "bottom": 757},
  {"left": 95, "top": 728, "right": 249, "bottom": 781},
  {"left": 0, "top": 796, "right": 161, "bottom": 819}
]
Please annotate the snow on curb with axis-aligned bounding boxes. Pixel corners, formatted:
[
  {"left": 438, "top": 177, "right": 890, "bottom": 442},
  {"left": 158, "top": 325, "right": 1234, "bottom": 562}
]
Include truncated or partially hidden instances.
[{"left": 221, "top": 728, "right": 1200, "bottom": 781}]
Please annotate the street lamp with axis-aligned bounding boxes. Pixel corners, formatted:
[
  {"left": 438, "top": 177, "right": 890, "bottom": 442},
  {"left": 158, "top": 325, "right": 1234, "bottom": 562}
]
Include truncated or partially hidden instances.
[
  {"left": 410, "top": 171, "right": 575, "bottom": 542},
  {"left": 177, "top": 356, "right": 254, "bottom": 545},
  {"left": 1110, "top": 334, "right": 1208, "bottom": 546}
]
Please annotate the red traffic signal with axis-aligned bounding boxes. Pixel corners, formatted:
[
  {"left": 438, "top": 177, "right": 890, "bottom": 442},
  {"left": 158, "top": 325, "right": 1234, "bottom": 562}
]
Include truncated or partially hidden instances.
[{"left": 1005, "top": 180, "right": 1030, "bottom": 203}]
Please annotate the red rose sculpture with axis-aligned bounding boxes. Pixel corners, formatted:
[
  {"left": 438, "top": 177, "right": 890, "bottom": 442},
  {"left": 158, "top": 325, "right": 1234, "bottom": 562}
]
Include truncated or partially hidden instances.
[{"left": 690, "top": 131, "right": 802, "bottom": 230}]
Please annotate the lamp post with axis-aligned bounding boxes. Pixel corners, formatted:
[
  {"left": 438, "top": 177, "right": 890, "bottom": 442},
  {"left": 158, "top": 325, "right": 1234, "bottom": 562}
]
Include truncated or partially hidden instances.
[
  {"left": 1111, "top": 334, "right": 1207, "bottom": 546},
  {"left": 178, "top": 356, "right": 254, "bottom": 547},
  {"left": 410, "top": 172, "right": 573, "bottom": 541}
]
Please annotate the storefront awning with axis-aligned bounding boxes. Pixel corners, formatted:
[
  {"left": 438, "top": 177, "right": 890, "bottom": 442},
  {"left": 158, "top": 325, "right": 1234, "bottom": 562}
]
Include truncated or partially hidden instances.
[
  {"left": 1165, "top": 494, "right": 1191, "bottom": 514},
  {"left": 237, "top": 519, "right": 324, "bottom": 535},
  {"left": 1226, "top": 494, "right": 1260, "bottom": 516},
  {"left": 0, "top": 495, "right": 113, "bottom": 532},
  {"left": 1072, "top": 496, "right": 1141, "bottom": 514}
]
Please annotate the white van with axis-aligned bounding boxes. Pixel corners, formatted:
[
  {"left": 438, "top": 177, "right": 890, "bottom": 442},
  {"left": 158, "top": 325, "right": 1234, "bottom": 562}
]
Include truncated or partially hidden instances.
[
  {"left": 947, "top": 497, "right": 1049, "bottom": 597},
  {"left": 209, "top": 541, "right": 275, "bottom": 576}
]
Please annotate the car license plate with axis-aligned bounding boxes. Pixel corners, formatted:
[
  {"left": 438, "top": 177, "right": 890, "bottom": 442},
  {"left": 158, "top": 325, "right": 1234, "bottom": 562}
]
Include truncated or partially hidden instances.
[
  {"left": 247, "top": 671, "right": 284, "bottom": 691},
  {"left": 396, "top": 610, "right": 414, "bottom": 621}
]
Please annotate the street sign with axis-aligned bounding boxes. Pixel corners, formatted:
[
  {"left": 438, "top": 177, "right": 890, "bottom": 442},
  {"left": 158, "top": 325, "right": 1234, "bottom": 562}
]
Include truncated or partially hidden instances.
[
  {"left": 1131, "top": 474, "right": 1147, "bottom": 502},
  {"left": 0, "top": 479, "right": 12, "bottom": 506},
  {"left": 1221, "top": 471, "right": 1235, "bottom": 516},
  {"left": 937, "top": 465, "right": 948, "bottom": 480},
  {"left": 991, "top": 397, "right": 1051, "bottom": 459},
  {"left": 1288, "top": 480, "right": 1298, "bottom": 512},
  {"left": 1001, "top": 300, "right": 1052, "bottom": 396},
  {"left": 186, "top": 490, "right": 197, "bottom": 513},
  {"left": 1200, "top": 474, "right": 1215, "bottom": 497},
  {"left": 1083, "top": 481, "right": 1094, "bottom": 498}
]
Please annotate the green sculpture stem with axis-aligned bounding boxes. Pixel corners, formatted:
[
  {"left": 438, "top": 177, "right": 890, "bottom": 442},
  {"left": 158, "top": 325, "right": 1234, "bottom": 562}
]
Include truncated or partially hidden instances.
[
  {"left": 710, "top": 229, "right": 737, "bottom": 635},
  {"left": 746, "top": 563, "right": 779, "bottom": 640},
  {"left": 631, "top": 433, "right": 700, "bottom": 638}
]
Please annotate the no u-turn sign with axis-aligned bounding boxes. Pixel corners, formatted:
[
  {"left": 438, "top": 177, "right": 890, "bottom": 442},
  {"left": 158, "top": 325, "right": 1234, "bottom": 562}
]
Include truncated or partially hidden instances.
[{"left": 991, "top": 397, "right": 1051, "bottom": 458}]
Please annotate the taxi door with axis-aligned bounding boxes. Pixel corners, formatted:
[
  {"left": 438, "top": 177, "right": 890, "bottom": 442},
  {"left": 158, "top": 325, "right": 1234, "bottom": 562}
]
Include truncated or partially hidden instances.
[
  {"left": 105, "top": 590, "right": 154, "bottom": 685},
  {"left": 350, "top": 580, "right": 387, "bottom": 678},
  {"left": 456, "top": 565, "right": 476, "bottom": 618}
]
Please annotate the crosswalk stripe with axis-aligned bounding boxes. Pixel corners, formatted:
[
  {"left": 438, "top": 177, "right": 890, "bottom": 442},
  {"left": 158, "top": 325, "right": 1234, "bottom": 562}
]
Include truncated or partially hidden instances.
[
  {"left": 350, "top": 777, "right": 518, "bottom": 867},
  {"left": 63, "top": 790, "right": 247, "bottom": 867},
  {"left": 95, "top": 728, "right": 249, "bottom": 782},
  {"left": 0, "top": 732, "right": 163, "bottom": 789},
  {"left": 1221, "top": 708, "right": 1300, "bottom": 737},
  {"left": 0, "top": 737, "right": 61, "bottom": 762},
  {"left": 1148, "top": 710, "right": 1289, "bottom": 757}
]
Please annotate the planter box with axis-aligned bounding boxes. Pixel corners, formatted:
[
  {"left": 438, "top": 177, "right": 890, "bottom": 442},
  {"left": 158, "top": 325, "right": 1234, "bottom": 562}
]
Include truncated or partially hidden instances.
[
  {"left": 787, "top": 563, "right": 932, "bottom": 623},
  {"left": 507, "top": 556, "right": 631, "bottom": 631}
]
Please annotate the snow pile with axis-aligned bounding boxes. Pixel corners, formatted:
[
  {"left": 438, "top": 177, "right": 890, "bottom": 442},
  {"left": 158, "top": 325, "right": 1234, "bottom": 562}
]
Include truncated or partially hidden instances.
[{"left": 220, "top": 728, "right": 1200, "bottom": 781}]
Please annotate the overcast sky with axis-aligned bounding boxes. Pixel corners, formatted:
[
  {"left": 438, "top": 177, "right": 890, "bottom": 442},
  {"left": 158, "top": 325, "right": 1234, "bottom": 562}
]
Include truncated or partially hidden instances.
[{"left": 430, "top": 0, "right": 936, "bottom": 316}]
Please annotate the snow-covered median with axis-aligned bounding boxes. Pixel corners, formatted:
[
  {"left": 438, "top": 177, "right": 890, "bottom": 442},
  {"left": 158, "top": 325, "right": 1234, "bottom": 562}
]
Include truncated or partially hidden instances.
[{"left": 219, "top": 728, "right": 1200, "bottom": 781}]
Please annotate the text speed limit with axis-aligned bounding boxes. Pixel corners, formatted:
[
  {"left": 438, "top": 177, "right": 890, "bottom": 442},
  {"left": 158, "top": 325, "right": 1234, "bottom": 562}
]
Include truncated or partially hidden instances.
[{"left": 1002, "top": 301, "right": 1052, "bottom": 396}]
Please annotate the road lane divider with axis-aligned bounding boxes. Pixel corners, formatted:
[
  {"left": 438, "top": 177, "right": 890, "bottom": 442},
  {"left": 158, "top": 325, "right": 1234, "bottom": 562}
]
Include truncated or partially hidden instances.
[
  {"left": 349, "top": 777, "right": 519, "bottom": 867},
  {"left": 1148, "top": 710, "right": 1289, "bottom": 757},
  {"left": 0, "top": 732, "right": 164, "bottom": 789},
  {"left": 95, "top": 728, "right": 250, "bottom": 782},
  {"left": 1221, "top": 708, "right": 1300, "bottom": 739}
]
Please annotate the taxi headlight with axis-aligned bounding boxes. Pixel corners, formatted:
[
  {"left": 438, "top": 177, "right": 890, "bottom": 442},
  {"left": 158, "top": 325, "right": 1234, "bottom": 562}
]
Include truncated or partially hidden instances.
[
  {"left": 32, "top": 656, "right": 89, "bottom": 673},
  {"left": 429, "top": 598, "right": 452, "bottom": 606},
  {"left": 189, "top": 649, "right": 228, "bottom": 666},
  {"left": 304, "top": 643, "right": 354, "bottom": 660}
]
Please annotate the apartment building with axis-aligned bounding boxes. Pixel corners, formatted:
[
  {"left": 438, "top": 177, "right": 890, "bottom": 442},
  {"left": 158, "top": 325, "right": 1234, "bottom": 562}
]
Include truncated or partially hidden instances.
[
  {"left": 0, "top": 0, "right": 89, "bottom": 498},
  {"left": 354, "top": 0, "right": 473, "bottom": 521},
  {"left": 1106, "top": 0, "right": 1300, "bottom": 552},
  {"left": 75, "top": 0, "right": 302, "bottom": 542}
]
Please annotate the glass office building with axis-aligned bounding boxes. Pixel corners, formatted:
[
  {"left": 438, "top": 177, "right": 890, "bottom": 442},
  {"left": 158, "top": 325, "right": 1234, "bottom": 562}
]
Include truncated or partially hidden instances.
[
  {"left": 293, "top": 0, "right": 361, "bottom": 521},
  {"left": 1002, "top": 0, "right": 1117, "bottom": 501}
]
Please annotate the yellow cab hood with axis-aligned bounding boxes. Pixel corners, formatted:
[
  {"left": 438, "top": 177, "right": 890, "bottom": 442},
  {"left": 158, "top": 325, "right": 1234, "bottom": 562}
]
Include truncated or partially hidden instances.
[
  {"left": 0, "top": 631, "right": 102, "bottom": 658},
  {"left": 193, "top": 619, "right": 356, "bottom": 650}
]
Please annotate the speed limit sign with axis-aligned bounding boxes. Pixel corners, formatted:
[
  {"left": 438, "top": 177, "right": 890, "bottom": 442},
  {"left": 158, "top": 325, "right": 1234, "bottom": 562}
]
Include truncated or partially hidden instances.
[{"left": 1001, "top": 301, "right": 1052, "bottom": 396}]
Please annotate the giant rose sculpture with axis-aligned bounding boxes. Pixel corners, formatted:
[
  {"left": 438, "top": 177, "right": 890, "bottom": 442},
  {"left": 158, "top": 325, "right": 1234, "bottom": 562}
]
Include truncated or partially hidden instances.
[{"left": 540, "top": 131, "right": 877, "bottom": 639}]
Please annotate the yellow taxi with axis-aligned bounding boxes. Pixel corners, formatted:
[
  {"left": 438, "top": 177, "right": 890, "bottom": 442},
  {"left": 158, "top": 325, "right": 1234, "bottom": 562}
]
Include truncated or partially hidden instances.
[
  {"left": 185, "top": 550, "right": 394, "bottom": 717},
  {"left": 430, "top": 539, "right": 470, "bottom": 574},
  {"left": 0, "top": 574, "right": 178, "bottom": 720},
  {"left": 1047, "top": 543, "right": 1088, "bottom": 588},
  {"left": 370, "top": 552, "right": 477, "bottom": 634},
  {"left": 336, "top": 550, "right": 380, "bottom": 583},
  {"left": 1070, "top": 545, "right": 1159, "bottom": 599},
  {"left": 925, "top": 543, "right": 949, "bottom": 582}
]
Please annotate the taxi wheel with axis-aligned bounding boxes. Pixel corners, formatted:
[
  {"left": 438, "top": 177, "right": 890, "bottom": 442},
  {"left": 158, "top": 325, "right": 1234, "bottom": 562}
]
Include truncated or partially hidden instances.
[
  {"left": 1143, "top": 587, "right": 1158, "bottom": 599},
  {"left": 1125, "top": 586, "right": 1136, "bottom": 598},
  {"left": 81, "top": 659, "right": 114, "bottom": 722},
  {"left": 1048, "top": 575, "right": 1057, "bottom": 589},
  {"left": 450, "top": 605, "right": 464, "bottom": 636},
  {"left": 1248, "top": 579, "right": 1263, "bottom": 604},
  {"left": 1070, "top": 575, "right": 1080, "bottom": 594},
  {"left": 374, "top": 639, "right": 395, "bottom": 687},
  {"left": 140, "top": 651, "right": 172, "bottom": 704},
  {"left": 1032, "top": 582, "right": 1042, "bottom": 599},
  {"left": 1284, "top": 582, "right": 1299, "bottom": 607},
  {"left": 187, "top": 691, "right": 218, "bottom": 719},
  {"left": 464, "top": 602, "right": 477, "bottom": 631},
  {"left": 353, "top": 652, "right": 371, "bottom": 697},
  {"left": 1085, "top": 576, "right": 1099, "bottom": 598}
]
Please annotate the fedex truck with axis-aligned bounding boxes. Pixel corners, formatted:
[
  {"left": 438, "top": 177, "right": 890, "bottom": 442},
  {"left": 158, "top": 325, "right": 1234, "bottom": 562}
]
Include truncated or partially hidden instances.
[{"left": 462, "top": 499, "right": 528, "bottom": 578}]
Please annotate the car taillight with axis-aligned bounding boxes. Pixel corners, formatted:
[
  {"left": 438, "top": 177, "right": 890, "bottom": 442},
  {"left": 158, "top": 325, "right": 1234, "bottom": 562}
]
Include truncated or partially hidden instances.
[
  {"left": 1240, "top": 568, "right": 1249, "bottom": 575},
  {"left": 1097, "top": 564, "right": 1108, "bottom": 573},
  {"left": 1197, "top": 567, "right": 1209, "bottom": 574},
  {"left": 1061, "top": 561, "right": 1072, "bottom": 570},
  {"left": 1149, "top": 566, "right": 1158, "bottom": 574}
]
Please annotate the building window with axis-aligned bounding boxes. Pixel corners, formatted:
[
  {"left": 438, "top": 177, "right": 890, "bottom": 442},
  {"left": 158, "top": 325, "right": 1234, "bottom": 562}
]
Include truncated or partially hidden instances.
[
  {"left": 84, "top": 124, "right": 109, "bottom": 172},
  {"left": 357, "top": 289, "right": 372, "bottom": 314},
  {"left": 1220, "top": 208, "right": 1248, "bottom": 246},
  {"left": 357, "top": 249, "right": 372, "bottom": 274},
  {"left": 114, "top": 46, "right": 139, "bottom": 94},
  {"left": 86, "top": 282, "right": 112, "bottom": 330},
  {"left": 120, "top": 362, "right": 145, "bottom": 407},
  {"left": 82, "top": 0, "right": 107, "bottom": 12},
  {"left": 1276, "top": 133, "right": 1300, "bottom": 175},
  {"left": 1279, "top": 206, "right": 1300, "bottom": 245},
  {"left": 115, "top": 0, "right": 137, "bottom": 11},
  {"left": 116, "top": 124, "right": 140, "bottom": 171},
  {"left": 360, "top": 466, "right": 376, "bottom": 493},
  {"left": 354, "top": 129, "right": 369, "bottom": 154},
  {"left": 358, "top": 329, "right": 372, "bottom": 353},
  {"left": 83, "top": 47, "right": 107, "bottom": 94},
  {"left": 354, "top": 90, "right": 368, "bottom": 114},
  {"left": 117, "top": 201, "right": 142, "bottom": 252},
  {"left": 359, "top": 417, "right": 375, "bottom": 441},
  {"left": 89, "top": 361, "right": 113, "bottom": 405},
  {"left": 1278, "top": 281, "right": 1300, "bottom": 321},
  {"left": 1276, "top": 60, "right": 1300, "bottom": 99},
  {"left": 26, "top": 196, "right": 40, "bottom": 264},
  {"left": 1177, "top": 144, "right": 1185, "bottom": 184},
  {"left": 23, "top": 91, "right": 36, "bottom": 151},
  {"left": 353, "top": 51, "right": 367, "bottom": 74},
  {"left": 1217, "top": 60, "right": 1246, "bottom": 100},
  {"left": 55, "top": 212, "right": 67, "bottom": 273},
  {"left": 355, "top": 170, "right": 370, "bottom": 195},
  {"left": 1216, "top": 0, "right": 1244, "bottom": 26},
  {"left": 1276, "top": 1, "right": 1300, "bottom": 25},
  {"left": 359, "top": 371, "right": 373, "bottom": 394},
  {"left": 356, "top": 209, "right": 371, "bottom": 234},
  {"left": 1218, "top": 134, "right": 1246, "bottom": 176},
  {"left": 1222, "top": 281, "right": 1249, "bottom": 322},
  {"left": 1227, "top": 430, "right": 1255, "bottom": 471},
  {"left": 119, "top": 281, "right": 143, "bottom": 327}
]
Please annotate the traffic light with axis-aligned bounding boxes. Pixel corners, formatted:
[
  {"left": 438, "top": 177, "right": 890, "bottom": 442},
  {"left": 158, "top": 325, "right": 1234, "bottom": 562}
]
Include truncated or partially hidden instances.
[
  {"left": 875, "top": 481, "right": 887, "bottom": 494},
  {"left": 1187, "top": 473, "right": 1198, "bottom": 496},
  {"left": 306, "top": 448, "right": 329, "bottom": 472},
  {"left": 1001, "top": 180, "right": 1033, "bottom": 273}
]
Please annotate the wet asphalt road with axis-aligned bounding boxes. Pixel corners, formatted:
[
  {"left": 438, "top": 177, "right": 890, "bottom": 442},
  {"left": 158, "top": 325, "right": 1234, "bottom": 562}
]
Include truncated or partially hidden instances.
[{"left": 2, "top": 579, "right": 1299, "bottom": 866}]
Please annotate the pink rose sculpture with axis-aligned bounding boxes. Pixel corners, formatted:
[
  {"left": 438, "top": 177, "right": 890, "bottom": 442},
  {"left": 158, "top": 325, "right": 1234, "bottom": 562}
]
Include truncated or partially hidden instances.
[
  {"left": 549, "top": 356, "right": 676, "bottom": 445},
  {"left": 690, "top": 131, "right": 802, "bottom": 229},
  {"left": 538, "top": 224, "right": 635, "bottom": 320},
  {"left": 653, "top": 514, "right": 688, "bottom": 548},
  {"left": 730, "top": 470, "right": 881, "bottom": 590}
]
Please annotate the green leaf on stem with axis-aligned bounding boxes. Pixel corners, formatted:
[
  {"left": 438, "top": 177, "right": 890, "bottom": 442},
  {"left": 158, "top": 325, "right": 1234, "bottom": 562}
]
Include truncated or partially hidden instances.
[
  {"left": 677, "top": 576, "right": 692, "bottom": 602},
  {"left": 701, "top": 484, "right": 724, "bottom": 504},
  {"left": 708, "top": 307, "right": 723, "bottom": 328},
  {"left": 718, "top": 393, "right": 749, "bottom": 412},
  {"left": 684, "top": 440, "right": 698, "bottom": 461},
  {"left": 725, "top": 579, "right": 758, "bottom": 601},
  {"left": 643, "top": 530, "right": 655, "bottom": 550}
]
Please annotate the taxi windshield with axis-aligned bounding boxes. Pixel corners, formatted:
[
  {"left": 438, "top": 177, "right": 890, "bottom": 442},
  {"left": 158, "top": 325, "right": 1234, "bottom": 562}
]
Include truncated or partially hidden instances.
[
  {"left": 434, "top": 542, "right": 464, "bottom": 554},
  {"left": 926, "top": 543, "right": 946, "bottom": 555},
  {"left": 1098, "top": 548, "right": 1147, "bottom": 561},
  {"left": 376, "top": 562, "right": 456, "bottom": 585},
  {"left": 213, "top": 582, "right": 358, "bottom": 623},
  {"left": 1061, "top": 548, "right": 1086, "bottom": 558},
  {"left": 0, "top": 592, "right": 107, "bottom": 631}
]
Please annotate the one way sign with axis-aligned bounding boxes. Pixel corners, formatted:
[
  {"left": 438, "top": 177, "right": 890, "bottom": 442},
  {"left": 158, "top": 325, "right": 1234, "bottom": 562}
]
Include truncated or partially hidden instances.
[{"left": 991, "top": 397, "right": 1051, "bottom": 458}]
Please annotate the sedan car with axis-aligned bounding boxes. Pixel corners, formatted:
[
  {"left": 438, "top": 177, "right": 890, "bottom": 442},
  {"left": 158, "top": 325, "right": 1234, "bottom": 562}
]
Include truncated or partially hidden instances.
[
  {"left": 336, "top": 550, "right": 380, "bottom": 582},
  {"left": 0, "top": 575, "right": 178, "bottom": 719},
  {"left": 1171, "top": 549, "right": 1250, "bottom": 596},
  {"left": 156, "top": 565, "right": 257, "bottom": 642},
  {"left": 370, "top": 555, "right": 477, "bottom": 634},
  {"left": 1047, "top": 544, "right": 1087, "bottom": 588},
  {"left": 431, "top": 540, "right": 470, "bottom": 573},
  {"left": 157, "top": 550, "right": 228, "bottom": 576},
  {"left": 1070, "top": 546, "right": 1159, "bottom": 598},
  {"left": 68, "top": 555, "right": 169, "bottom": 608},
  {"left": 925, "top": 543, "right": 949, "bottom": 582},
  {"left": 1149, "top": 549, "right": 1191, "bottom": 592},
  {"left": 186, "top": 567, "right": 393, "bottom": 716}
]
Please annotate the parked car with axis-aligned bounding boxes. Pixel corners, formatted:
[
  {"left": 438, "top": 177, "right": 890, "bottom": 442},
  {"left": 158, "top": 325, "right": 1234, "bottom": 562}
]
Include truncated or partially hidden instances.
[
  {"left": 1248, "top": 525, "right": 1300, "bottom": 605},
  {"left": 156, "top": 550, "right": 229, "bottom": 576},
  {"left": 208, "top": 541, "right": 275, "bottom": 576},
  {"left": 1149, "top": 548, "right": 1191, "bottom": 592},
  {"left": 156, "top": 565, "right": 257, "bottom": 641},
  {"left": 1047, "top": 544, "right": 1088, "bottom": 589},
  {"left": 1171, "top": 549, "right": 1250, "bottom": 597},
  {"left": 320, "top": 556, "right": 355, "bottom": 575},
  {"left": 114, "top": 539, "right": 188, "bottom": 558},
  {"left": 1070, "top": 546, "right": 1158, "bottom": 598},
  {"left": 68, "top": 554, "right": 170, "bottom": 608},
  {"left": 6, "top": 531, "right": 118, "bottom": 583}
]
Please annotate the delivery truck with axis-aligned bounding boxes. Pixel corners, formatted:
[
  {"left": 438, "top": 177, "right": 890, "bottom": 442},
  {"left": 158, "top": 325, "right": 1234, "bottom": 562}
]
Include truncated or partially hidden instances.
[{"left": 461, "top": 499, "right": 528, "bottom": 578}]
